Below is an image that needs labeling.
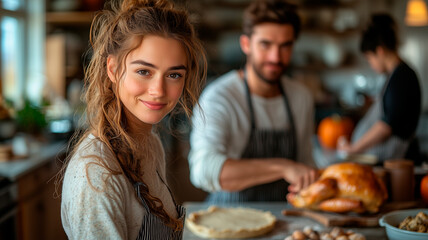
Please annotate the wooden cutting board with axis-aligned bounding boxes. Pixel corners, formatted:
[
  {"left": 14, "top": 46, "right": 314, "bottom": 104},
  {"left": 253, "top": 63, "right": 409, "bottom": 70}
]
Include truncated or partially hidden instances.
[{"left": 282, "top": 201, "right": 422, "bottom": 227}]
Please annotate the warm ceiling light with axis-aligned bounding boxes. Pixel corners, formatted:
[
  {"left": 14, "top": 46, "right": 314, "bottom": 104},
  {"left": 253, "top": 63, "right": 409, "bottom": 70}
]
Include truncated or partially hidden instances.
[{"left": 405, "top": 0, "right": 428, "bottom": 26}]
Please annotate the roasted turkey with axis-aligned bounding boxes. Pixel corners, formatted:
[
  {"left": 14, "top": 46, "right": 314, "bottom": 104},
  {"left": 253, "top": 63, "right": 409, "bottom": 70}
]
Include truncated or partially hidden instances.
[{"left": 288, "top": 162, "right": 388, "bottom": 213}]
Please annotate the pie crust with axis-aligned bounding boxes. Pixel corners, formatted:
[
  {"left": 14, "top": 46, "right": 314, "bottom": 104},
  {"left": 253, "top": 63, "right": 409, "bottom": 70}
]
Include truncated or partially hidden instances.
[{"left": 186, "top": 206, "right": 276, "bottom": 239}]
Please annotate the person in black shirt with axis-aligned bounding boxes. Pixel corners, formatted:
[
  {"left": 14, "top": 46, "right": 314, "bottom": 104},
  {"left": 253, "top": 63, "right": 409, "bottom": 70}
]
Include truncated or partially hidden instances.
[{"left": 338, "top": 13, "right": 421, "bottom": 162}]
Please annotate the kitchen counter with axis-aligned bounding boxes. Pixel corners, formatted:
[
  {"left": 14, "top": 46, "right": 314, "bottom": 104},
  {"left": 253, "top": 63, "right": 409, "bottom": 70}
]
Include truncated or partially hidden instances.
[
  {"left": 0, "top": 139, "right": 69, "bottom": 240},
  {"left": 0, "top": 140, "right": 67, "bottom": 181},
  {"left": 183, "top": 202, "right": 387, "bottom": 240}
]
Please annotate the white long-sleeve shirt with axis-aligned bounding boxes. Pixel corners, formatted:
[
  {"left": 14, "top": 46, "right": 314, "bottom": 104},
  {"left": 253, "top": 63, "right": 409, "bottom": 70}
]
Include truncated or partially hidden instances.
[{"left": 188, "top": 70, "right": 315, "bottom": 193}]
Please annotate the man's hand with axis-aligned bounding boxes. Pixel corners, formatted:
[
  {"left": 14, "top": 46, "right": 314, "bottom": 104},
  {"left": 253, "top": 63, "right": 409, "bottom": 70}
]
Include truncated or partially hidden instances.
[{"left": 284, "top": 162, "right": 319, "bottom": 193}]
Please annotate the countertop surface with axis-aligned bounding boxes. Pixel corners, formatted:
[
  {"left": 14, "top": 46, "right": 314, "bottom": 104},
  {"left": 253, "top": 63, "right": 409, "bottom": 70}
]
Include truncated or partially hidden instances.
[
  {"left": 0, "top": 140, "right": 67, "bottom": 181},
  {"left": 183, "top": 201, "right": 387, "bottom": 240}
]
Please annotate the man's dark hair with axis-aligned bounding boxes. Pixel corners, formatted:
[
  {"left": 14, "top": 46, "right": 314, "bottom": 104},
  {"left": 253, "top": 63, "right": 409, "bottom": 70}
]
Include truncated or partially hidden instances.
[
  {"left": 242, "top": 0, "right": 300, "bottom": 38},
  {"left": 360, "top": 13, "right": 398, "bottom": 53}
]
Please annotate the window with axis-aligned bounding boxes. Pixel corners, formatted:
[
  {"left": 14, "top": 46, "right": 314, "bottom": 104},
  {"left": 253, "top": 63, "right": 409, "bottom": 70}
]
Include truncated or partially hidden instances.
[
  {"left": 1, "top": 15, "right": 23, "bottom": 104},
  {"left": 1, "top": 0, "right": 21, "bottom": 11},
  {"left": 0, "top": 0, "right": 44, "bottom": 107}
]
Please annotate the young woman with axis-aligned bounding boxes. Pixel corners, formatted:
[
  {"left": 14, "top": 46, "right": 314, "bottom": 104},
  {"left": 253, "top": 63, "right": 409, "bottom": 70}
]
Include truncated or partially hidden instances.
[
  {"left": 338, "top": 14, "right": 421, "bottom": 162},
  {"left": 58, "top": 0, "right": 206, "bottom": 239}
]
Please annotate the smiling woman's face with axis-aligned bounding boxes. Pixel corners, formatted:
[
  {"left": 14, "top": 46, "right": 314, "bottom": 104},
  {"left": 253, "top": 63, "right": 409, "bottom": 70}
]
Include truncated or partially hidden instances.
[{"left": 108, "top": 35, "right": 187, "bottom": 127}]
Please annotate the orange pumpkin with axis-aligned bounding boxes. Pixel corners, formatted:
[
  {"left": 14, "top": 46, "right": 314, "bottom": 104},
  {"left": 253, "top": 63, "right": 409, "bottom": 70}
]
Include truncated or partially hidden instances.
[
  {"left": 317, "top": 115, "right": 354, "bottom": 149},
  {"left": 420, "top": 175, "right": 428, "bottom": 205}
]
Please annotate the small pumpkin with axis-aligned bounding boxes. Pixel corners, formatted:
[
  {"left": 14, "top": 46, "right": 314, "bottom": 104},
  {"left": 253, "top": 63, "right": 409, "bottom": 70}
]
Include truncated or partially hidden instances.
[
  {"left": 420, "top": 174, "right": 428, "bottom": 205},
  {"left": 317, "top": 114, "right": 354, "bottom": 149}
]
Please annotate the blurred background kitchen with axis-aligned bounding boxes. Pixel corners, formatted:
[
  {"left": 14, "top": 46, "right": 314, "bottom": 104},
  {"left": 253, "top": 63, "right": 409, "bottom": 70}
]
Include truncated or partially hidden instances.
[{"left": 0, "top": 0, "right": 428, "bottom": 239}]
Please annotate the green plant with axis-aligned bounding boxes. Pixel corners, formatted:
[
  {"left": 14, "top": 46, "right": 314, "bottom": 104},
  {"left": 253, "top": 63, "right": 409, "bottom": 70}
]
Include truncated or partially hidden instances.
[{"left": 15, "top": 99, "right": 47, "bottom": 134}]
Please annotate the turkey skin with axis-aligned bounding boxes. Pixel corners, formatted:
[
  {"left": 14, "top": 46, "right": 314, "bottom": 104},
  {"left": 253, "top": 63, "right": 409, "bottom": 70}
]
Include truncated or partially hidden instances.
[{"left": 288, "top": 162, "right": 388, "bottom": 213}]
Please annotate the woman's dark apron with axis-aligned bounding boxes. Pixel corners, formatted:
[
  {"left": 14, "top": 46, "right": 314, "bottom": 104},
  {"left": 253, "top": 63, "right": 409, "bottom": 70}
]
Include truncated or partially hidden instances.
[
  {"left": 134, "top": 171, "right": 185, "bottom": 240},
  {"left": 207, "top": 74, "right": 297, "bottom": 203},
  {"left": 351, "top": 75, "right": 410, "bottom": 162}
]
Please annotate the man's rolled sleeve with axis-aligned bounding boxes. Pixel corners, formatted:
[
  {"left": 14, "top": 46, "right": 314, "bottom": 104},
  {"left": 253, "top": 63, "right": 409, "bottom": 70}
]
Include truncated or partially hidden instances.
[
  {"left": 188, "top": 148, "right": 227, "bottom": 192},
  {"left": 188, "top": 89, "right": 232, "bottom": 192}
]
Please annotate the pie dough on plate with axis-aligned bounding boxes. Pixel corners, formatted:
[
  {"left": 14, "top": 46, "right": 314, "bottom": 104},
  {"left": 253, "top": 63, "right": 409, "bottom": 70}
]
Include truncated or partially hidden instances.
[{"left": 186, "top": 206, "right": 276, "bottom": 239}]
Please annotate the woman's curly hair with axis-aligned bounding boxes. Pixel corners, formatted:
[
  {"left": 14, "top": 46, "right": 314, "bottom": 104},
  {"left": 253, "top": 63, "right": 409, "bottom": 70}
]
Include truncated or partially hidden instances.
[{"left": 57, "top": 0, "right": 207, "bottom": 231}]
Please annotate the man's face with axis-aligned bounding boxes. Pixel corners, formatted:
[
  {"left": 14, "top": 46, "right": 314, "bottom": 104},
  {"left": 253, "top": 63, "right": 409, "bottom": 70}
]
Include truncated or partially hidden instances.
[{"left": 246, "top": 23, "right": 295, "bottom": 84}]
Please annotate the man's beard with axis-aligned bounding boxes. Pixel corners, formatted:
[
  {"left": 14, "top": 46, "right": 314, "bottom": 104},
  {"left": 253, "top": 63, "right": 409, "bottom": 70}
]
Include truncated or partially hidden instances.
[{"left": 251, "top": 61, "right": 286, "bottom": 85}]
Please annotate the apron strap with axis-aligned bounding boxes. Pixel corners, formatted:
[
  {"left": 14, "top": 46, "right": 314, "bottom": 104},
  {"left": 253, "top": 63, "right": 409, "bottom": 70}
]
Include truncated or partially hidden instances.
[
  {"left": 156, "top": 170, "right": 179, "bottom": 207},
  {"left": 243, "top": 70, "right": 256, "bottom": 130},
  {"left": 134, "top": 182, "right": 151, "bottom": 213},
  {"left": 134, "top": 170, "right": 179, "bottom": 211}
]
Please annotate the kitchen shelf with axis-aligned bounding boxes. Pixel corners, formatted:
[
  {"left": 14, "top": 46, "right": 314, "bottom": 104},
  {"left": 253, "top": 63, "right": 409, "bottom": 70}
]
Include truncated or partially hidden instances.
[
  {"left": 46, "top": 11, "right": 96, "bottom": 25},
  {"left": 198, "top": 0, "right": 252, "bottom": 9},
  {"left": 298, "top": 2, "right": 358, "bottom": 10},
  {"left": 45, "top": 10, "right": 96, "bottom": 99},
  {"left": 302, "top": 28, "right": 361, "bottom": 37},
  {"left": 293, "top": 62, "right": 357, "bottom": 72}
]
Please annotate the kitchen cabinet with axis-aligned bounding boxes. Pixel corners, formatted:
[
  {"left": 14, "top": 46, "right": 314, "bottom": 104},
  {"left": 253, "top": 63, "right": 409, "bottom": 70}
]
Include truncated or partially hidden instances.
[
  {"left": 16, "top": 153, "right": 67, "bottom": 240},
  {"left": 0, "top": 141, "right": 68, "bottom": 240}
]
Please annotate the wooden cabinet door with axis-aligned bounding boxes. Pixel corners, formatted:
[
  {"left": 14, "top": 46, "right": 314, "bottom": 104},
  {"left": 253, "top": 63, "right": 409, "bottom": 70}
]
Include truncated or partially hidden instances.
[{"left": 17, "top": 160, "right": 67, "bottom": 240}]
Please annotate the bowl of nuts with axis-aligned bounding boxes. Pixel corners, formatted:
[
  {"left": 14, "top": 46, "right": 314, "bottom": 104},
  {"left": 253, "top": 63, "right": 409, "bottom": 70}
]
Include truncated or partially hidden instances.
[
  {"left": 379, "top": 208, "right": 428, "bottom": 240},
  {"left": 285, "top": 226, "right": 366, "bottom": 240}
]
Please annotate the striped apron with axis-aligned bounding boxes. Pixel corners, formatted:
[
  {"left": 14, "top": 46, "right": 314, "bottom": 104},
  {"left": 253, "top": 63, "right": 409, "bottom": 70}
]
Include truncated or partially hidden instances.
[
  {"left": 134, "top": 172, "right": 185, "bottom": 240},
  {"left": 351, "top": 76, "right": 410, "bottom": 162},
  {"left": 207, "top": 74, "right": 297, "bottom": 203}
]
